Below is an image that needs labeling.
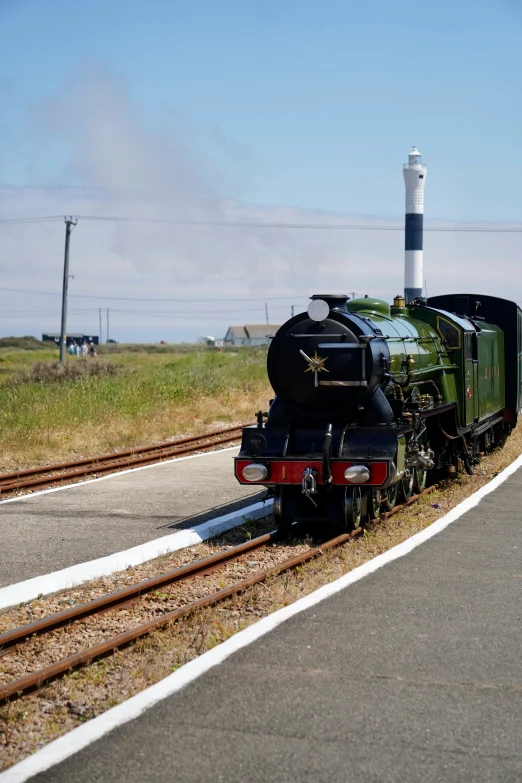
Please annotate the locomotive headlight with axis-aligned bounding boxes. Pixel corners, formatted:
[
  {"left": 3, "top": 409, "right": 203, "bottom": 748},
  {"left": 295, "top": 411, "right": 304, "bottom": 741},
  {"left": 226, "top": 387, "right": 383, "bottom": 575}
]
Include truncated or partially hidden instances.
[
  {"left": 344, "top": 465, "right": 370, "bottom": 483},
  {"left": 308, "top": 298, "right": 330, "bottom": 322},
  {"left": 242, "top": 463, "right": 268, "bottom": 482}
]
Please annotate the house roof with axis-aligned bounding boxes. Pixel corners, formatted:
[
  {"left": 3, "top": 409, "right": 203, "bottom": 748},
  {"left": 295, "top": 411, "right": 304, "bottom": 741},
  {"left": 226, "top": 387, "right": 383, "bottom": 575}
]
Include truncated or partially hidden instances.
[
  {"left": 244, "top": 325, "right": 282, "bottom": 339},
  {"left": 224, "top": 325, "right": 282, "bottom": 340},
  {"left": 225, "top": 326, "right": 248, "bottom": 339}
]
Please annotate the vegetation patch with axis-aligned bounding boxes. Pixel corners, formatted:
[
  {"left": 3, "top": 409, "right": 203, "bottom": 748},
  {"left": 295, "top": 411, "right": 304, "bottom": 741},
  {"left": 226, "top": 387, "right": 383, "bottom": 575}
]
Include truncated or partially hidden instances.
[
  {"left": 0, "top": 344, "right": 270, "bottom": 470},
  {"left": 14, "top": 359, "right": 122, "bottom": 385},
  {"left": 0, "top": 336, "right": 48, "bottom": 351}
]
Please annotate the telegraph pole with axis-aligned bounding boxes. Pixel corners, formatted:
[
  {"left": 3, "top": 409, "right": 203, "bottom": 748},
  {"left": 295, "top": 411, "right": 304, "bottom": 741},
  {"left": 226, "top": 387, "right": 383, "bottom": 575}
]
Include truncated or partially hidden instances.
[
  {"left": 99, "top": 308, "right": 103, "bottom": 344},
  {"left": 59, "top": 217, "right": 77, "bottom": 363},
  {"left": 106, "top": 307, "right": 110, "bottom": 343},
  {"left": 291, "top": 305, "right": 295, "bottom": 318},
  {"left": 265, "top": 302, "right": 269, "bottom": 326}
]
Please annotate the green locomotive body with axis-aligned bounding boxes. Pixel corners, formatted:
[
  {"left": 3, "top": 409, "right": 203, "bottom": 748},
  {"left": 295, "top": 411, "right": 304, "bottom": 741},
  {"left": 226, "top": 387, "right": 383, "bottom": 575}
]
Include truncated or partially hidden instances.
[
  {"left": 429, "top": 293, "right": 522, "bottom": 428},
  {"left": 235, "top": 292, "right": 521, "bottom": 531},
  {"left": 346, "top": 296, "right": 507, "bottom": 432}
]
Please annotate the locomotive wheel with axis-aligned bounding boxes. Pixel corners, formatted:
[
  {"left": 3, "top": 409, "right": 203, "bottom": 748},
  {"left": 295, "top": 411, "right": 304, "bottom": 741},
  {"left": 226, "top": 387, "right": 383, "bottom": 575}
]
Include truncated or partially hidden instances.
[
  {"left": 413, "top": 466, "right": 427, "bottom": 493},
  {"left": 367, "top": 489, "right": 381, "bottom": 520},
  {"left": 463, "top": 451, "right": 475, "bottom": 476},
  {"left": 399, "top": 472, "right": 414, "bottom": 502},
  {"left": 383, "top": 483, "right": 398, "bottom": 511},
  {"left": 344, "top": 487, "right": 362, "bottom": 528},
  {"left": 273, "top": 487, "right": 296, "bottom": 537}
]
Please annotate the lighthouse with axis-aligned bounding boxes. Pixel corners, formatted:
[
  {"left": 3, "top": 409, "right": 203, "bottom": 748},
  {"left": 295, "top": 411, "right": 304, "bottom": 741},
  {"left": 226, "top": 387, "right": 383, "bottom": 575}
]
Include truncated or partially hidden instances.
[{"left": 403, "top": 147, "right": 427, "bottom": 303}]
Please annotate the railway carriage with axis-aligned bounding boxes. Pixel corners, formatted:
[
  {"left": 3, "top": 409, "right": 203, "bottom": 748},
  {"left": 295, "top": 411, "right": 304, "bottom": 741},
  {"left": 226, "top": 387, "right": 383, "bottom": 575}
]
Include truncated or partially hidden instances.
[{"left": 234, "top": 292, "right": 522, "bottom": 532}]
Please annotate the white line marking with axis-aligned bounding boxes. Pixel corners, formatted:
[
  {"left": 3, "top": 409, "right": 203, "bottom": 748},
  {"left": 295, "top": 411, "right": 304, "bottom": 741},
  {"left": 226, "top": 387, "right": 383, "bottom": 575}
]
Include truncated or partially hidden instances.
[
  {"left": 0, "top": 446, "right": 238, "bottom": 505},
  {"left": 0, "top": 499, "right": 272, "bottom": 610},
  {"left": 3, "top": 454, "right": 521, "bottom": 783}
]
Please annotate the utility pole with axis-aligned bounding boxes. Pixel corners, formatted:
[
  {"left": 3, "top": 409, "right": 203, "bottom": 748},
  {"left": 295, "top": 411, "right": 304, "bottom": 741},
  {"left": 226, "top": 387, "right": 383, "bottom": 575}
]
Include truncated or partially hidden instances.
[
  {"left": 291, "top": 305, "right": 295, "bottom": 318},
  {"left": 99, "top": 308, "right": 103, "bottom": 344},
  {"left": 59, "top": 217, "right": 77, "bottom": 364},
  {"left": 106, "top": 307, "right": 109, "bottom": 343},
  {"left": 265, "top": 302, "right": 269, "bottom": 326}
]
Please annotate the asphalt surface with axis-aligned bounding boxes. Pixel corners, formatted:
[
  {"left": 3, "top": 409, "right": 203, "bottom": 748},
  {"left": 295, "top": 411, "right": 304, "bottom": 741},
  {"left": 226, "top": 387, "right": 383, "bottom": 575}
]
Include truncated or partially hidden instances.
[
  {"left": 30, "top": 466, "right": 522, "bottom": 783},
  {"left": 0, "top": 448, "right": 263, "bottom": 587}
]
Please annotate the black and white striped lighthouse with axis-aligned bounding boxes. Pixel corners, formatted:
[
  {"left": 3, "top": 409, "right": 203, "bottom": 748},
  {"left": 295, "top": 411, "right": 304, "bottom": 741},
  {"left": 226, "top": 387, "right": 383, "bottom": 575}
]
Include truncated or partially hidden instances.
[{"left": 403, "top": 147, "right": 427, "bottom": 303}]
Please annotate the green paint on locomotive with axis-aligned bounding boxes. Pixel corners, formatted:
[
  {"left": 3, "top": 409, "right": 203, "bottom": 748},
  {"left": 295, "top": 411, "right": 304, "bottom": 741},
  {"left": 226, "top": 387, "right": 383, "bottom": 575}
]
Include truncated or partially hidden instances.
[
  {"left": 473, "top": 323, "right": 505, "bottom": 422},
  {"left": 346, "top": 298, "right": 506, "bottom": 428}
]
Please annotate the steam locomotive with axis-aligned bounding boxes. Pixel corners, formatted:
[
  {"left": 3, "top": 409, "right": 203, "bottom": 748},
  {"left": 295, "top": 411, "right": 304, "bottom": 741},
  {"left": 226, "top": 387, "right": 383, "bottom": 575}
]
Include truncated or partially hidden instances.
[{"left": 234, "top": 292, "right": 522, "bottom": 532}]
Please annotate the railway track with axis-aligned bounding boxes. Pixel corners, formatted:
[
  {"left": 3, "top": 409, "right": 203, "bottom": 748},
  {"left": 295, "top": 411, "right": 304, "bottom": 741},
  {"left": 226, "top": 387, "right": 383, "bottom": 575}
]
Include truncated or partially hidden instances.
[
  {"left": 0, "top": 423, "right": 247, "bottom": 495},
  {"left": 0, "top": 526, "right": 362, "bottom": 704},
  {"left": 0, "top": 485, "right": 436, "bottom": 705}
]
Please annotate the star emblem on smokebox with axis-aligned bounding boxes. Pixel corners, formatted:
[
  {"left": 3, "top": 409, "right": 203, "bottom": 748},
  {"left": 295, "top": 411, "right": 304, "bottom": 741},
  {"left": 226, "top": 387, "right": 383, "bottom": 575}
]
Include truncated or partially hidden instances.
[{"left": 300, "top": 350, "right": 329, "bottom": 374}]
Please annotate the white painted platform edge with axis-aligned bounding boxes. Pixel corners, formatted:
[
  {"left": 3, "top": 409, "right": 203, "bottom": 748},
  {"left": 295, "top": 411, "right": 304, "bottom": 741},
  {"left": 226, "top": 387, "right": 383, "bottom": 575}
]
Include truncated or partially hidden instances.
[
  {"left": 0, "top": 499, "right": 272, "bottom": 611},
  {"left": 3, "top": 453, "right": 522, "bottom": 783},
  {"left": 0, "top": 446, "right": 238, "bottom": 505}
]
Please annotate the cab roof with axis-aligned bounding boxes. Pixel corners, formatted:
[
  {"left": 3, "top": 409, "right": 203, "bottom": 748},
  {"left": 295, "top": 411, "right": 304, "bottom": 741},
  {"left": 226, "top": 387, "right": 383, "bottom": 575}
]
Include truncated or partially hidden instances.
[{"left": 426, "top": 306, "right": 477, "bottom": 332}]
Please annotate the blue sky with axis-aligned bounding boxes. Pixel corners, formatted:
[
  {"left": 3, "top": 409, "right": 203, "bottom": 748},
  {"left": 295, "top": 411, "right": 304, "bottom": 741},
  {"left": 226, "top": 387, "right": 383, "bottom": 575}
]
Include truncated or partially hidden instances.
[
  {"left": 0, "top": 0, "right": 521, "bottom": 340},
  {"left": 2, "top": 0, "right": 521, "bottom": 220}
]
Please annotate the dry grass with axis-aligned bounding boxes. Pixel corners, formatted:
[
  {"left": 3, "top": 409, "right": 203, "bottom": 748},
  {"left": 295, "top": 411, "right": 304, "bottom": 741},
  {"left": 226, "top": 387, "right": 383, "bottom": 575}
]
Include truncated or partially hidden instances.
[
  {"left": 0, "top": 346, "right": 271, "bottom": 470},
  {"left": 16, "top": 359, "right": 121, "bottom": 384},
  {"left": 0, "top": 426, "right": 520, "bottom": 771},
  {"left": 0, "top": 337, "right": 47, "bottom": 351}
]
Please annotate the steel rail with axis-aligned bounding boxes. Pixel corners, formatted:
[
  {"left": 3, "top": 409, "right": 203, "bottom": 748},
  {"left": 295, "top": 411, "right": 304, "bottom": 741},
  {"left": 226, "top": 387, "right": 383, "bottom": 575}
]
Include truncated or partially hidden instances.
[
  {"left": 0, "top": 423, "right": 248, "bottom": 494},
  {"left": 0, "top": 423, "right": 247, "bottom": 482},
  {"left": 0, "top": 532, "right": 277, "bottom": 650},
  {"left": 0, "top": 433, "right": 241, "bottom": 492},
  {"left": 0, "top": 528, "right": 362, "bottom": 704}
]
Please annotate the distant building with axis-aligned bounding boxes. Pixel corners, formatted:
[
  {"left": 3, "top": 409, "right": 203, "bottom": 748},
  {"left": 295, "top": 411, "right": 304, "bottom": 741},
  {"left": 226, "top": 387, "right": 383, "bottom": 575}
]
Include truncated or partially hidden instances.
[
  {"left": 197, "top": 335, "right": 216, "bottom": 347},
  {"left": 42, "top": 333, "right": 100, "bottom": 346},
  {"left": 223, "top": 325, "right": 281, "bottom": 347}
]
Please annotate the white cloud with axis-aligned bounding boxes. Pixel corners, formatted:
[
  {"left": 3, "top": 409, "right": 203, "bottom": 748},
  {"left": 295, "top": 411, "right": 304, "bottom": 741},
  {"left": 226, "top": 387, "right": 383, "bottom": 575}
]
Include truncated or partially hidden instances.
[{"left": 0, "top": 69, "right": 521, "bottom": 342}]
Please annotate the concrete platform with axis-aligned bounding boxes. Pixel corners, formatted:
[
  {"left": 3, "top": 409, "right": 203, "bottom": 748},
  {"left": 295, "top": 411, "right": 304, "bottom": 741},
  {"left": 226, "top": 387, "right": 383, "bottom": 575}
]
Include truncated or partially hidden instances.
[
  {"left": 0, "top": 449, "right": 262, "bottom": 587},
  {"left": 26, "top": 465, "right": 522, "bottom": 782}
]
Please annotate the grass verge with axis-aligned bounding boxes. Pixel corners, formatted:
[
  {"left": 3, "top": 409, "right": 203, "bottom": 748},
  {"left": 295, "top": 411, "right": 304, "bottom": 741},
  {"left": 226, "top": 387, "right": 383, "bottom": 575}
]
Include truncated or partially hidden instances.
[{"left": 0, "top": 345, "right": 270, "bottom": 470}]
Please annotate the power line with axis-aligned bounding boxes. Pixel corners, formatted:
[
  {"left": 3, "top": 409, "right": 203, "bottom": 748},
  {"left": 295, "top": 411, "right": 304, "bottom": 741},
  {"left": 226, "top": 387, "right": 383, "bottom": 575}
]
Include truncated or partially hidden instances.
[
  {"left": 10, "top": 307, "right": 295, "bottom": 320},
  {"left": 105, "top": 307, "right": 294, "bottom": 318},
  {"left": 1, "top": 214, "right": 522, "bottom": 232},
  {"left": 0, "top": 285, "right": 309, "bottom": 303},
  {"left": 67, "top": 216, "right": 522, "bottom": 232},
  {"left": 98, "top": 311, "right": 283, "bottom": 322},
  {"left": 108, "top": 304, "right": 296, "bottom": 313},
  {"left": 0, "top": 216, "right": 64, "bottom": 224},
  {"left": 0, "top": 309, "right": 98, "bottom": 315}
]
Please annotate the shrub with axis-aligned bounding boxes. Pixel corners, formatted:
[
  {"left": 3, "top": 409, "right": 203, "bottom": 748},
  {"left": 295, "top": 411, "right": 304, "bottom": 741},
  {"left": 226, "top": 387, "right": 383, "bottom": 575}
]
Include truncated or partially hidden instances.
[
  {"left": 16, "top": 360, "right": 122, "bottom": 385},
  {"left": 0, "top": 336, "right": 49, "bottom": 350}
]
